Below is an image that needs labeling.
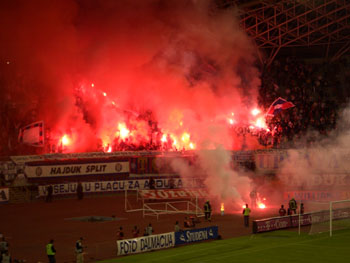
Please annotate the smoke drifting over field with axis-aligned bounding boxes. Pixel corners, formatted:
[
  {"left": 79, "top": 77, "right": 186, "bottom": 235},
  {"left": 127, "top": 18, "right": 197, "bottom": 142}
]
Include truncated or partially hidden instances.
[{"left": 277, "top": 106, "right": 350, "bottom": 203}]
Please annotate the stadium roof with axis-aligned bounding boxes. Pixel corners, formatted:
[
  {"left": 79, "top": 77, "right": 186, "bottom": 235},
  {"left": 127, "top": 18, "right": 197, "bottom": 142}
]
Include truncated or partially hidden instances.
[{"left": 217, "top": 0, "right": 350, "bottom": 64}]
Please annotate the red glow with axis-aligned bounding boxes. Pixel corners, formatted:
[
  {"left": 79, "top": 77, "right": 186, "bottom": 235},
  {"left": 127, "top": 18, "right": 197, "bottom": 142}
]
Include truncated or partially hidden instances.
[{"left": 221, "top": 203, "right": 224, "bottom": 212}]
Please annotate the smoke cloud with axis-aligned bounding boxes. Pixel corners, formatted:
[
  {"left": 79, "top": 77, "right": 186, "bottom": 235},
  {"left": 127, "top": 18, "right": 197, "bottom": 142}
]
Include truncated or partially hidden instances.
[
  {"left": 1, "top": 0, "right": 261, "bottom": 207},
  {"left": 0, "top": 0, "right": 260, "bottom": 151}
]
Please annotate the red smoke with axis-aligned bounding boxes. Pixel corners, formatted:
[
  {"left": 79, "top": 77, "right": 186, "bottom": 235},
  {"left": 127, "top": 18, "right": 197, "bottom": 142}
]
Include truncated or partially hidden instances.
[{"left": 0, "top": 0, "right": 262, "bottom": 153}]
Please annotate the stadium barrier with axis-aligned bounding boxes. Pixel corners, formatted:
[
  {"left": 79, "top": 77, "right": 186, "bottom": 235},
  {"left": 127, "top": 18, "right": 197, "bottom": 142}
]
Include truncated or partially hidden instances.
[
  {"left": 253, "top": 207, "right": 350, "bottom": 233},
  {"left": 116, "top": 226, "right": 219, "bottom": 256}
]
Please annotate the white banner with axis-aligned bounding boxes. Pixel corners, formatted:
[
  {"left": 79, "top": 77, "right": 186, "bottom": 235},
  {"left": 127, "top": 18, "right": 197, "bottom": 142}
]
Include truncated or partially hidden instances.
[
  {"left": 0, "top": 188, "right": 9, "bottom": 202},
  {"left": 117, "top": 232, "right": 175, "bottom": 256},
  {"left": 24, "top": 162, "right": 129, "bottom": 178},
  {"left": 37, "top": 178, "right": 198, "bottom": 196}
]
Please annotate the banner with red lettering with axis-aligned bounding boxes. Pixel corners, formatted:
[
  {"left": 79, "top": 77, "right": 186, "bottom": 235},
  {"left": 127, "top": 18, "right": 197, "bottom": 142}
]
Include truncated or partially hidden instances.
[{"left": 139, "top": 189, "right": 208, "bottom": 200}]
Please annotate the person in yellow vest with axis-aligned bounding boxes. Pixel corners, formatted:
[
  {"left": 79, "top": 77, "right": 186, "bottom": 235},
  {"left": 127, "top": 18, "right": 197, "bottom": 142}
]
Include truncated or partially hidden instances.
[
  {"left": 242, "top": 204, "right": 251, "bottom": 227},
  {"left": 289, "top": 198, "right": 297, "bottom": 214},
  {"left": 46, "top": 239, "right": 56, "bottom": 263}
]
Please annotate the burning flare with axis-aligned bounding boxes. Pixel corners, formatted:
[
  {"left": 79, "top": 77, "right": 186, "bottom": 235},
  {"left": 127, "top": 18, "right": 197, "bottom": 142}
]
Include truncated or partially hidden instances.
[{"left": 60, "top": 134, "right": 70, "bottom": 146}]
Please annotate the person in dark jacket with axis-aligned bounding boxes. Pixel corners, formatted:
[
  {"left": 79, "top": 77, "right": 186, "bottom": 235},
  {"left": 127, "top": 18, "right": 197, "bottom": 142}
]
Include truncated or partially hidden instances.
[
  {"left": 204, "top": 201, "right": 212, "bottom": 222},
  {"left": 77, "top": 182, "right": 83, "bottom": 200},
  {"left": 46, "top": 185, "right": 53, "bottom": 202}
]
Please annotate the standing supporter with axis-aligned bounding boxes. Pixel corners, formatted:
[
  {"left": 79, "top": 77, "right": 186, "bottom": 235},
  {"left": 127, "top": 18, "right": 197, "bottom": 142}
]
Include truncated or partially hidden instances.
[
  {"left": 149, "top": 178, "right": 155, "bottom": 189},
  {"left": 242, "top": 204, "right": 251, "bottom": 227},
  {"left": 75, "top": 237, "right": 85, "bottom": 263},
  {"left": 132, "top": 226, "right": 139, "bottom": 238},
  {"left": 287, "top": 207, "right": 292, "bottom": 215},
  {"left": 300, "top": 203, "right": 305, "bottom": 214},
  {"left": 46, "top": 185, "right": 53, "bottom": 202},
  {"left": 0, "top": 237, "right": 9, "bottom": 256},
  {"left": 168, "top": 177, "right": 175, "bottom": 189},
  {"left": 174, "top": 221, "right": 181, "bottom": 232},
  {"left": 204, "top": 200, "right": 212, "bottom": 222},
  {"left": 250, "top": 189, "right": 257, "bottom": 208},
  {"left": 117, "top": 227, "right": 124, "bottom": 240},
  {"left": 184, "top": 217, "right": 194, "bottom": 228},
  {"left": 289, "top": 198, "right": 297, "bottom": 214},
  {"left": 146, "top": 223, "right": 153, "bottom": 236},
  {"left": 76, "top": 182, "right": 83, "bottom": 200},
  {"left": 46, "top": 239, "right": 56, "bottom": 263},
  {"left": 143, "top": 227, "right": 148, "bottom": 236},
  {"left": 279, "top": 205, "right": 287, "bottom": 216},
  {"left": 1, "top": 251, "right": 11, "bottom": 263}
]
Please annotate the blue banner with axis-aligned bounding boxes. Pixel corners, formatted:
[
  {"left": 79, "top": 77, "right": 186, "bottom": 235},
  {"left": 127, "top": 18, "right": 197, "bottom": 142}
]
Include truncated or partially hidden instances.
[{"left": 175, "top": 226, "right": 218, "bottom": 245}]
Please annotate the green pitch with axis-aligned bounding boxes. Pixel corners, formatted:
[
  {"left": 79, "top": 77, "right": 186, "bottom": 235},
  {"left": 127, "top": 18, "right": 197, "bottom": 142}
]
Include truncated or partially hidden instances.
[{"left": 97, "top": 229, "right": 350, "bottom": 263}]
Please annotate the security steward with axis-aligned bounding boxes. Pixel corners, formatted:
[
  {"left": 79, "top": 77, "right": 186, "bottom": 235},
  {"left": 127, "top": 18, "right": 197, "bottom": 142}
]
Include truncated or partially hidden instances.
[
  {"left": 289, "top": 198, "right": 297, "bottom": 214},
  {"left": 242, "top": 204, "right": 251, "bottom": 227},
  {"left": 46, "top": 239, "right": 56, "bottom": 263},
  {"left": 75, "top": 237, "right": 85, "bottom": 263},
  {"left": 204, "top": 200, "right": 212, "bottom": 222}
]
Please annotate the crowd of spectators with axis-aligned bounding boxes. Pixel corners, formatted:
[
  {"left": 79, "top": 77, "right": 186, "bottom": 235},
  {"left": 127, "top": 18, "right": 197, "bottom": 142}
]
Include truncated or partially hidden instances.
[
  {"left": 1, "top": 56, "right": 350, "bottom": 155},
  {"left": 256, "top": 56, "right": 349, "bottom": 148}
]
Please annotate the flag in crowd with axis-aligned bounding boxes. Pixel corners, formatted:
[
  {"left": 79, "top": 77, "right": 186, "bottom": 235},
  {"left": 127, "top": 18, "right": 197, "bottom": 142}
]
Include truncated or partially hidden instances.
[
  {"left": 18, "top": 121, "right": 45, "bottom": 147},
  {"left": 266, "top": 97, "right": 295, "bottom": 117}
]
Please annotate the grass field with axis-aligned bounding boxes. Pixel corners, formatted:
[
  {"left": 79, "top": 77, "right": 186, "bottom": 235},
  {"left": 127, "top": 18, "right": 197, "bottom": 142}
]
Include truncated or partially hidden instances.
[{"left": 97, "top": 229, "right": 350, "bottom": 263}]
